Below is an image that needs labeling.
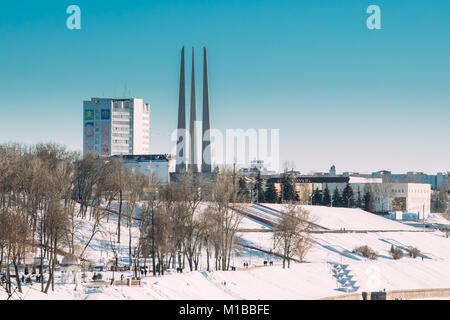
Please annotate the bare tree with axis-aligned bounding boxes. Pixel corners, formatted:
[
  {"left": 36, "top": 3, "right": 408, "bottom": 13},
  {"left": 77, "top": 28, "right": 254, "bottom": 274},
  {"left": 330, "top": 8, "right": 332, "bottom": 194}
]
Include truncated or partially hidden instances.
[
  {"left": 141, "top": 181, "right": 162, "bottom": 276},
  {"left": 122, "top": 170, "right": 147, "bottom": 269},
  {"left": 273, "top": 203, "right": 313, "bottom": 268},
  {"left": 176, "top": 172, "right": 207, "bottom": 271},
  {"left": 206, "top": 171, "right": 244, "bottom": 271}
]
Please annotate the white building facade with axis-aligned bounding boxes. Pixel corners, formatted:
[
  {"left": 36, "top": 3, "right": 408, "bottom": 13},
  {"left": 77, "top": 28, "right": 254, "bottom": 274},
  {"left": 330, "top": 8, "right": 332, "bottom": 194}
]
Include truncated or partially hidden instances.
[
  {"left": 323, "top": 177, "right": 431, "bottom": 218},
  {"left": 375, "top": 183, "right": 431, "bottom": 219},
  {"left": 83, "top": 98, "right": 150, "bottom": 156}
]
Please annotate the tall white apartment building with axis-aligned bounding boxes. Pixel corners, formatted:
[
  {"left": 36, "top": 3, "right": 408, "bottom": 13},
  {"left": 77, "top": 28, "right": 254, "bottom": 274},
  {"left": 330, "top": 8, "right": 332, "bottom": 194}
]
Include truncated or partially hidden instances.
[{"left": 83, "top": 98, "right": 150, "bottom": 156}]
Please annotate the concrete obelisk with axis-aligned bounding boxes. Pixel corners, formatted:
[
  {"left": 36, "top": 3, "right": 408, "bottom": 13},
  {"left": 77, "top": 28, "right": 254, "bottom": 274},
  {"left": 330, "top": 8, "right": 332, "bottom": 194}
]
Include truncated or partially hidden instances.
[
  {"left": 189, "top": 48, "right": 198, "bottom": 172},
  {"left": 176, "top": 46, "right": 186, "bottom": 173},
  {"left": 201, "top": 47, "right": 212, "bottom": 173}
]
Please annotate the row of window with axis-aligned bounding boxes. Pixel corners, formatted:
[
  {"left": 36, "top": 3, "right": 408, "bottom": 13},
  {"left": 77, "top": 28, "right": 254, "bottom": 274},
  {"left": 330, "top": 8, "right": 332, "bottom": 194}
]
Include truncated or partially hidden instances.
[
  {"left": 410, "top": 189, "right": 429, "bottom": 194},
  {"left": 113, "top": 133, "right": 130, "bottom": 138},
  {"left": 113, "top": 139, "right": 130, "bottom": 144},
  {"left": 113, "top": 127, "right": 131, "bottom": 132},
  {"left": 113, "top": 102, "right": 132, "bottom": 109},
  {"left": 391, "top": 189, "right": 430, "bottom": 194},
  {"left": 113, "top": 121, "right": 130, "bottom": 125},
  {"left": 113, "top": 114, "right": 131, "bottom": 119},
  {"left": 112, "top": 146, "right": 130, "bottom": 151}
]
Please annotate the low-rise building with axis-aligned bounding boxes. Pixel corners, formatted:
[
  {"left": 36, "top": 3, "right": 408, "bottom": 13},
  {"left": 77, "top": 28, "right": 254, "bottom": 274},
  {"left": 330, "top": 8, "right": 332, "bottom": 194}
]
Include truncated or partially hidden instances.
[
  {"left": 372, "top": 170, "right": 448, "bottom": 190},
  {"left": 111, "top": 154, "right": 170, "bottom": 185},
  {"left": 374, "top": 183, "right": 431, "bottom": 219},
  {"left": 238, "top": 160, "right": 277, "bottom": 176},
  {"left": 326, "top": 176, "right": 382, "bottom": 199},
  {"left": 268, "top": 176, "right": 349, "bottom": 204}
]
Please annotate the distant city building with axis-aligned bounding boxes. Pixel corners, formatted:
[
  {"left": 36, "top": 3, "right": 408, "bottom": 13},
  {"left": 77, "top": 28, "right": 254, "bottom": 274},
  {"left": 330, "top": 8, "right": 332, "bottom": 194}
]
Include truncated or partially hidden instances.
[
  {"left": 372, "top": 170, "right": 448, "bottom": 190},
  {"left": 83, "top": 98, "right": 150, "bottom": 156},
  {"left": 326, "top": 176, "right": 382, "bottom": 198},
  {"left": 268, "top": 176, "right": 349, "bottom": 204},
  {"left": 266, "top": 174, "right": 431, "bottom": 217},
  {"left": 374, "top": 183, "right": 431, "bottom": 219},
  {"left": 432, "top": 173, "right": 449, "bottom": 213},
  {"left": 342, "top": 172, "right": 365, "bottom": 177},
  {"left": 251, "top": 160, "right": 264, "bottom": 171},
  {"left": 111, "top": 154, "right": 170, "bottom": 185},
  {"left": 309, "top": 165, "right": 343, "bottom": 177},
  {"left": 436, "top": 172, "right": 450, "bottom": 190},
  {"left": 239, "top": 160, "right": 277, "bottom": 176},
  {"left": 329, "top": 165, "right": 336, "bottom": 176},
  {"left": 168, "top": 154, "right": 176, "bottom": 173}
]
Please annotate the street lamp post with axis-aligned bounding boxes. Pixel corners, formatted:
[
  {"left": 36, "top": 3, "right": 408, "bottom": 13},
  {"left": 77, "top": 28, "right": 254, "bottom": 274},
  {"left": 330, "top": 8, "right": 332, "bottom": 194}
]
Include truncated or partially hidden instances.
[{"left": 256, "top": 183, "right": 259, "bottom": 204}]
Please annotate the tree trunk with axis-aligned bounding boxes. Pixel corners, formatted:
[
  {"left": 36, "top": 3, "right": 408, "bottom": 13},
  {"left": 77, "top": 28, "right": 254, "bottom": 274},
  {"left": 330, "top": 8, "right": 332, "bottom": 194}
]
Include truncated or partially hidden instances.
[
  {"left": 118, "top": 189, "right": 122, "bottom": 243},
  {"left": 206, "top": 245, "right": 210, "bottom": 272},
  {"left": 128, "top": 225, "right": 132, "bottom": 268},
  {"left": 151, "top": 211, "right": 156, "bottom": 276},
  {"left": 39, "top": 240, "right": 44, "bottom": 292},
  {"left": 13, "top": 262, "right": 22, "bottom": 293},
  {"left": 43, "top": 257, "right": 53, "bottom": 294},
  {"left": 0, "top": 247, "right": 3, "bottom": 275},
  {"left": 6, "top": 261, "right": 11, "bottom": 295}
]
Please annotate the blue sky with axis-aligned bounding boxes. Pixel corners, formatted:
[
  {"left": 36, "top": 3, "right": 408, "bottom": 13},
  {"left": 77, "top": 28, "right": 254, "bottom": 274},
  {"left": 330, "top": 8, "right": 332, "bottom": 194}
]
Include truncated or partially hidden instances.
[{"left": 0, "top": 0, "right": 449, "bottom": 173}]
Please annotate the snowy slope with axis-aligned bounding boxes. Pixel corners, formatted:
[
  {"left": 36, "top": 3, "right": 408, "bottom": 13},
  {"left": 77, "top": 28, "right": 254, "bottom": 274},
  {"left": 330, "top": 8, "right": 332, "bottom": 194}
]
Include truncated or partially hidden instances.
[
  {"left": 263, "top": 204, "right": 417, "bottom": 231},
  {"left": 3, "top": 202, "right": 450, "bottom": 300}
]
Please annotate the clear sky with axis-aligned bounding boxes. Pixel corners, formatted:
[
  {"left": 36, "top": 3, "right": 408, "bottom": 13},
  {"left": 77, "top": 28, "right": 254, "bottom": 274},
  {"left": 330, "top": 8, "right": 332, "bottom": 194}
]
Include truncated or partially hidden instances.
[{"left": 0, "top": 0, "right": 449, "bottom": 174}]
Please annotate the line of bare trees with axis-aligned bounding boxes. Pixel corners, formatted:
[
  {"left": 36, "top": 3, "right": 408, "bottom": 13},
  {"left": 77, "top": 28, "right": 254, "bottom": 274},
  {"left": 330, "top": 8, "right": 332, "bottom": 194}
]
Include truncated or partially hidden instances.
[
  {"left": 139, "top": 170, "right": 246, "bottom": 276},
  {"left": 0, "top": 143, "right": 76, "bottom": 295},
  {"left": 0, "top": 142, "right": 254, "bottom": 296}
]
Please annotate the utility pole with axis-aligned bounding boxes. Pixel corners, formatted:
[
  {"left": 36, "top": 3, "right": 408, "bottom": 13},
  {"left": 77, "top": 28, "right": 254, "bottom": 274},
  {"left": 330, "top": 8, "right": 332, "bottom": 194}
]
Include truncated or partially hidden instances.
[
  {"left": 281, "top": 168, "right": 287, "bottom": 204},
  {"left": 256, "top": 182, "right": 259, "bottom": 204},
  {"left": 423, "top": 204, "right": 425, "bottom": 232}
]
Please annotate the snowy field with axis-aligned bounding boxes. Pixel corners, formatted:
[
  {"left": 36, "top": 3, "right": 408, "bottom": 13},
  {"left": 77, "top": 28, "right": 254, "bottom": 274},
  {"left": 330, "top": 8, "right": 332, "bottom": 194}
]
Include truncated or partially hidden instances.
[{"left": 2, "top": 203, "right": 450, "bottom": 300}]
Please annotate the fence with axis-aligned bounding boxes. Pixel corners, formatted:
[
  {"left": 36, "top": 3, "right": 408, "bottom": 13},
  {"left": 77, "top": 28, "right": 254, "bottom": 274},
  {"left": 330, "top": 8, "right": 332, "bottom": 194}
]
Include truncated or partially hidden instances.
[{"left": 319, "top": 288, "right": 450, "bottom": 300}]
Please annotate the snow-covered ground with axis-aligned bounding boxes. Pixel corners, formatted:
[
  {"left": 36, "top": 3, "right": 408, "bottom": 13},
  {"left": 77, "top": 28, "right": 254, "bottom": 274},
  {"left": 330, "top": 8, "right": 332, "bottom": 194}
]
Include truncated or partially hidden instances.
[{"left": 3, "top": 203, "right": 450, "bottom": 300}]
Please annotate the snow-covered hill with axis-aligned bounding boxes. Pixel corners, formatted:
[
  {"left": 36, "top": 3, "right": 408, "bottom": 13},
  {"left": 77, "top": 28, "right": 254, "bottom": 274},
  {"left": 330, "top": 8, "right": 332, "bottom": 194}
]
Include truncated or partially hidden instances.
[{"left": 3, "top": 202, "right": 450, "bottom": 300}]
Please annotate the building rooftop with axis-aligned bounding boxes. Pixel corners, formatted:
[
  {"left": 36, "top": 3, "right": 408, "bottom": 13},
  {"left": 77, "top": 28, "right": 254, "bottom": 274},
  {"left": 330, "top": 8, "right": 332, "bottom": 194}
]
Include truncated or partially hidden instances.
[{"left": 111, "top": 154, "right": 170, "bottom": 162}]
